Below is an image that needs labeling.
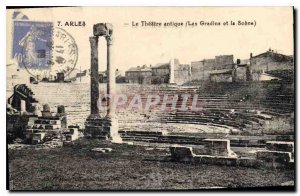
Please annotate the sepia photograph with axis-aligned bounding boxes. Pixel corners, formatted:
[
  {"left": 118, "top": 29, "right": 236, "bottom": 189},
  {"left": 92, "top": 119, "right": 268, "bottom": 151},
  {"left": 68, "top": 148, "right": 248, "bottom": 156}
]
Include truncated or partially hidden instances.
[{"left": 5, "top": 6, "right": 295, "bottom": 191}]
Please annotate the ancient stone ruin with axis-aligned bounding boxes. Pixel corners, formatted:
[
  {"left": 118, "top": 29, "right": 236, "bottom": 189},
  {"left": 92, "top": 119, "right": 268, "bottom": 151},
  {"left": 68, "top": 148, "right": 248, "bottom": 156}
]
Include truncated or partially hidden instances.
[
  {"left": 7, "top": 84, "right": 81, "bottom": 146},
  {"left": 85, "top": 23, "right": 122, "bottom": 143},
  {"left": 169, "top": 139, "right": 294, "bottom": 169}
]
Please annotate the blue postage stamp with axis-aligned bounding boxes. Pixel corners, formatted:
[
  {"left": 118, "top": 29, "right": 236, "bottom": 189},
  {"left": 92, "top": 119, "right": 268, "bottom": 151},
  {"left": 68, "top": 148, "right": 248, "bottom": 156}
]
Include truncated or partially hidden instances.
[{"left": 12, "top": 21, "right": 53, "bottom": 69}]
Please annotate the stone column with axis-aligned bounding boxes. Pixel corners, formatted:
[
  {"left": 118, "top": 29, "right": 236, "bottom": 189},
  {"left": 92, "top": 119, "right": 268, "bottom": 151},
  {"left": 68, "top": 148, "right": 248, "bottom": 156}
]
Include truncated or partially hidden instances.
[
  {"left": 104, "top": 33, "right": 122, "bottom": 143},
  {"left": 247, "top": 53, "right": 253, "bottom": 81},
  {"left": 106, "top": 35, "right": 115, "bottom": 118},
  {"left": 169, "top": 59, "right": 175, "bottom": 84},
  {"left": 85, "top": 23, "right": 122, "bottom": 142},
  {"left": 89, "top": 36, "right": 100, "bottom": 117}
]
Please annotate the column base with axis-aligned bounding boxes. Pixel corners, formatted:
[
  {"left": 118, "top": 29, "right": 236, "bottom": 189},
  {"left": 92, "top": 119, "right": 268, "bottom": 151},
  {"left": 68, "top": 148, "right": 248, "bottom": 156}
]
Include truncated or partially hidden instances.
[
  {"left": 85, "top": 114, "right": 106, "bottom": 139},
  {"left": 85, "top": 115, "right": 122, "bottom": 143},
  {"left": 103, "top": 116, "right": 123, "bottom": 143}
]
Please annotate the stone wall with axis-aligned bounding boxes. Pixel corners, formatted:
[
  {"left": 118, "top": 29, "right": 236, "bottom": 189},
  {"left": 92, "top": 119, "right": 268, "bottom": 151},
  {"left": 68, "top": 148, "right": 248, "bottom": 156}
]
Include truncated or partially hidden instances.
[
  {"left": 235, "top": 66, "right": 248, "bottom": 81},
  {"left": 210, "top": 73, "right": 232, "bottom": 82},
  {"left": 191, "top": 56, "right": 234, "bottom": 81},
  {"left": 191, "top": 61, "right": 205, "bottom": 81},
  {"left": 251, "top": 55, "right": 293, "bottom": 73},
  {"left": 174, "top": 64, "right": 191, "bottom": 85},
  {"left": 190, "top": 60, "right": 212, "bottom": 81},
  {"left": 215, "top": 55, "right": 234, "bottom": 69},
  {"left": 266, "top": 141, "right": 294, "bottom": 158}
]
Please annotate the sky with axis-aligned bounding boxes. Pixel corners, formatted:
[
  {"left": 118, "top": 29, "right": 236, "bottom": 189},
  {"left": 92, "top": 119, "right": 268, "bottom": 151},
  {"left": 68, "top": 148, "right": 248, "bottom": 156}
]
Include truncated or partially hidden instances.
[{"left": 7, "top": 7, "right": 294, "bottom": 74}]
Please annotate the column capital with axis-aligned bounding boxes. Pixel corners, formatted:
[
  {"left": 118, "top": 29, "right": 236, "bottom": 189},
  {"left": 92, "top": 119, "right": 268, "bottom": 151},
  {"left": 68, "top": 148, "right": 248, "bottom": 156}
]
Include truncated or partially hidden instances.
[{"left": 106, "top": 36, "right": 113, "bottom": 46}]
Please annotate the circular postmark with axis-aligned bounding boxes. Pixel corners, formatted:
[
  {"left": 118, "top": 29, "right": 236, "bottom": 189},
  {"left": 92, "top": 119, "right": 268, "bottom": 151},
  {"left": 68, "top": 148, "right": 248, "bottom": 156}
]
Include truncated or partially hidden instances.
[{"left": 22, "top": 27, "right": 78, "bottom": 80}]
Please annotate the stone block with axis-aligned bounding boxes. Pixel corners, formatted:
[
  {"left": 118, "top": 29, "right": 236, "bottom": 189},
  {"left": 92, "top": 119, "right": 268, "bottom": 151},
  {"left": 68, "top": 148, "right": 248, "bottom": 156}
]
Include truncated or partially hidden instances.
[
  {"left": 65, "top": 132, "right": 79, "bottom": 141},
  {"left": 225, "top": 157, "right": 238, "bottom": 166},
  {"left": 213, "top": 157, "right": 228, "bottom": 165},
  {"left": 276, "top": 135, "right": 294, "bottom": 141},
  {"left": 203, "top": 139, "right": 231, "bottom": 157},
  {"left": 170, "top": 145, "right": 195, "bottom": 162},
  {"left": 42, "top": 111, "right": 52, "bottom": 117},
  {"left": 32, "top": 132, "right": 45, "bottom": 141},
  {"left": 32, "top": 139, "right": 40, "bottom": 145},
  {"left": 195, "top": 155, "right": 238, "bottom": 166},
  {"left": 93, "top": 23, "right": 113, "bottom": 37},
  {"left": 27, "top": 117, "right": 38, "bottom": 126},
  {"left": 197, "top": 156, "right": 213, "bottom": 164},
  {"left": 266, "top": 141, "right": 294, "bottom": 153},
  {"left": 238, "top": 158, "right": 259, "bottom": 167},
  {"left": 43, "top": 104, "right": 50, "bottom": 112},
  {"left": 256, "top": 150, "right": 292, "bottom": 164}
]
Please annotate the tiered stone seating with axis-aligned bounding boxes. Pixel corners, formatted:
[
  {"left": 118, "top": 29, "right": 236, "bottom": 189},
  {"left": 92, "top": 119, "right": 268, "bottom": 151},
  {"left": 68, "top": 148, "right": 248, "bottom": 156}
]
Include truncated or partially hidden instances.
[
  {"left": 113, "top": 81, "right": 294, "bottom": 141},
  {"left": 29, "top": 81, "right": 294, "bottom": 138}
]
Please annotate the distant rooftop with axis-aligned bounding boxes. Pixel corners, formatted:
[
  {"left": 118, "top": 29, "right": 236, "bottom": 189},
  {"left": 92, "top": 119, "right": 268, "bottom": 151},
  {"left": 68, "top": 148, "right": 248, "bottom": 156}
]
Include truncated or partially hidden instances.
[
  {"left": 152, "top": 63, "right": 169, "bottom": 69},
  {"left": 126, "top": 65, "right": 152, "bottom": 72},
  {"left": 252, "top": 49, "right": 293, "bottom": 60}
]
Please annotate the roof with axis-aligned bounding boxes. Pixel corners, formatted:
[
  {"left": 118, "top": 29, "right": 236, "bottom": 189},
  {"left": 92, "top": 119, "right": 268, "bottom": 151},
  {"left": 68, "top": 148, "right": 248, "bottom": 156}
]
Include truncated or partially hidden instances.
[
  {"left": 252, "top": 50, "right": 293, "bottom": 61},
  {"left": 215, "top": 55, "right": 233, "bottom": 58},
  {"left": 152, "top": 63, "right": 169, "bottom": 69},
  {"left": 203, "top": 58, "right": 216, "bottom": 63},
  {"left": 191, "top": 60, "right": 204, "bottom": 64},
  {"left": 175, "top": 64, "right": 190, "bottom": 71},
  {"left": 126, "top": 66, "right": 152, "bottom": 72}
]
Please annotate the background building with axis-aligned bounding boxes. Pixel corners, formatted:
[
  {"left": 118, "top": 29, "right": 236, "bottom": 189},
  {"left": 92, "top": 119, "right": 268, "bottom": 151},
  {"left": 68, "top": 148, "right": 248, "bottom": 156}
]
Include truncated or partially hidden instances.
[
  {"left": 125, "top": 65, "right": 152, "bottom": 84},
  {"left": 125, "top": 59, "right": 192, "bottom": 85},
  {"left": 124, "top": 49, "right": 293, "bottom": 85},
  {"left": 250, "top": 49, "right": 293, "bottom": 72},
  {"left": 151, "top": 63, "right": 170, "bottom": 84},
  {"left": 250, "top": 49, "right": 294, "bottom": 81},
  {"left": 191, "top": 55, "right": 234, "bottom": 81}
]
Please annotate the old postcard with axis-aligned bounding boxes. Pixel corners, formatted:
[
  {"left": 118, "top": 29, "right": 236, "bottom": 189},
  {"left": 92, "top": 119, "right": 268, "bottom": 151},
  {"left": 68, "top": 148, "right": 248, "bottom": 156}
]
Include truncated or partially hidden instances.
[{"left": 6, "top": 7, "right": 295, "bottom": 191}]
